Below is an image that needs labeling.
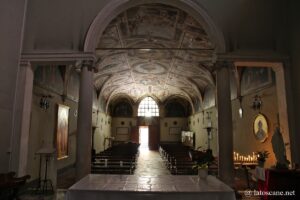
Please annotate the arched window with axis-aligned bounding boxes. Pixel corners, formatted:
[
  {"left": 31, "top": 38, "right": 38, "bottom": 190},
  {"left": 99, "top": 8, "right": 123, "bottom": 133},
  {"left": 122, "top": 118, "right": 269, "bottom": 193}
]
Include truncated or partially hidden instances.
[{"left": 138, "top": 97, "right": 159, "bottom": 117}]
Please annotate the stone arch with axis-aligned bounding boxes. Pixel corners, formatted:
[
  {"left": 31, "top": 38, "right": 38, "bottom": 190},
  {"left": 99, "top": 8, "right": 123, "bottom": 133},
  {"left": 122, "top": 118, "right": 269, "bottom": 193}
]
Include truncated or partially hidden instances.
[
  {"left": 106, "top": 93, "right": 134, "bottom": 114},
  {"left": 163, "top": 96, "right": 192, "bottom": 117},
  {"left": 84, "top": 0, "right": 226, "bottom": 53}
]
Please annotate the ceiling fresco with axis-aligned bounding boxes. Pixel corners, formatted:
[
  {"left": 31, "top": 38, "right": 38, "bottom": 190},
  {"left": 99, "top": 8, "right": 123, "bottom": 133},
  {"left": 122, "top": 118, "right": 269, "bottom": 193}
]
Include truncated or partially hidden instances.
[{"left": 94, "top": 4, "right": 216, "bottom": 106}]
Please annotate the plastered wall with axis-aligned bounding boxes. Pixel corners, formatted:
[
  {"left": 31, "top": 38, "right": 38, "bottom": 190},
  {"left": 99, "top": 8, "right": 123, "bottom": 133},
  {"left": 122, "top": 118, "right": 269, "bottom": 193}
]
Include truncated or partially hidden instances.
[
  {"left": 189, "top": 86, "right": 279, "bottom": 168},
  {"left": 27, "top": 85, "right": 110, "bottom": 181}
]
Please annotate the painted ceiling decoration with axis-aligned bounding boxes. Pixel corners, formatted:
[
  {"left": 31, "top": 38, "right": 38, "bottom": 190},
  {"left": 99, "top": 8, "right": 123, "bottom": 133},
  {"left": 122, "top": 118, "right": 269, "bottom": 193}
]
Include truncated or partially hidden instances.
[{"left": 94, "top": 4, "right": 216, "bottom": 108}]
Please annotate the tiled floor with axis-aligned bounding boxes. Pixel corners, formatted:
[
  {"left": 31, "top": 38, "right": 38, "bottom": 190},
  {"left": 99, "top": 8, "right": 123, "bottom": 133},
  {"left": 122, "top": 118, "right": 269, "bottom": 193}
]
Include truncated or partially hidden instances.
[{"left": 134, "top": 148, "right": 170, "bottom": 176}]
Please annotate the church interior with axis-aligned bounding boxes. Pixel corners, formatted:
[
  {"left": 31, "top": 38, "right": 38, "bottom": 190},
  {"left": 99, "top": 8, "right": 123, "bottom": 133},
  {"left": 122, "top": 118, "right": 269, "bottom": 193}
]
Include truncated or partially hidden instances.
[{"left": 1, "top": 0, "right": 300, "bottom": 200}]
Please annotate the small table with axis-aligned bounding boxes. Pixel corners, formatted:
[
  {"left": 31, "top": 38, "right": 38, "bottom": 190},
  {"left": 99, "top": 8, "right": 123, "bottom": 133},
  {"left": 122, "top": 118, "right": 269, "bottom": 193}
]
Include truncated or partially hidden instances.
[
  {"left": 35, "top": 147, "right": 56, "bottom": 194},
  {"left": 235, "top": 162, "right": 258, "bottom": 188},
  {"left": 67, "top": 174, "right": 236, "bottom": 200}
]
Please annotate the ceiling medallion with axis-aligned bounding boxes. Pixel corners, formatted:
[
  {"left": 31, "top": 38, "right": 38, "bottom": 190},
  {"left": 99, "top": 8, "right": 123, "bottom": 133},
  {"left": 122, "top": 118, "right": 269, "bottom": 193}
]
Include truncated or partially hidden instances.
[{"left": 133, "top": 63, "right": 167, "bottom": 74}]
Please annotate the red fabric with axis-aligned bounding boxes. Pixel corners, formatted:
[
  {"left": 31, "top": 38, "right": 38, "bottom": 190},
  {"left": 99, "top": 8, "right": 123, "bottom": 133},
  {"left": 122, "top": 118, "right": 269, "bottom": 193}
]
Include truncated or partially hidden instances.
[{"left": 257, "top": 169, "right": 269, "bottom": 200}]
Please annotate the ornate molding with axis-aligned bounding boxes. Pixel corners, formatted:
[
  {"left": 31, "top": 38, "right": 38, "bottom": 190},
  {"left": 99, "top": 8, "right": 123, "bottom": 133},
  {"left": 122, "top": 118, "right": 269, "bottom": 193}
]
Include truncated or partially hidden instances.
[
  {"left": 216, "top": 52, "right": 289, "bottom": 63},
  {"left": 81, "top": 59, "right": 97, "bottom": 72},
  {"left": 21, "top": 51, "right": 96, "bottom": 63},
  {"left": 19, "top": 59, "right": 31, "bottom": 67}
]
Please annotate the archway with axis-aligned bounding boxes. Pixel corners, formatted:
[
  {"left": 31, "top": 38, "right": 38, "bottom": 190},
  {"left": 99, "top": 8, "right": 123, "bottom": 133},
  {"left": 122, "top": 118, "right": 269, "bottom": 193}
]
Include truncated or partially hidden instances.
[{"left": 84, "top": 0, "right": 226, "bottom": 53}]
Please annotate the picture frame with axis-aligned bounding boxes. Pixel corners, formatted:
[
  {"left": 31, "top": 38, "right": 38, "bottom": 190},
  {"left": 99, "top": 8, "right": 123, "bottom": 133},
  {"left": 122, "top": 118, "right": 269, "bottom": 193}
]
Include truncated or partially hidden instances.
[
  {"left": 253, "top": 113, "right": 268, "bottom": 143},
  {"left": 116, "top": 127, "right": 129, "bottom": 135},
  {"left": 169, "top": 127, "right": 181, "bottom": 135},
  {"left": 56, "top": 104, "right": 70, "bottom": 160}
]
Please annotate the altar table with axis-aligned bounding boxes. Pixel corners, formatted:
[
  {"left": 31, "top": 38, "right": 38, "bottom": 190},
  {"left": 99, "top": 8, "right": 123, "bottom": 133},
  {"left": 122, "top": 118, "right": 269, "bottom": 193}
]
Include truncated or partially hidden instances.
[{"left": 67, "top": 174, "right": 236, "bottom": 200}]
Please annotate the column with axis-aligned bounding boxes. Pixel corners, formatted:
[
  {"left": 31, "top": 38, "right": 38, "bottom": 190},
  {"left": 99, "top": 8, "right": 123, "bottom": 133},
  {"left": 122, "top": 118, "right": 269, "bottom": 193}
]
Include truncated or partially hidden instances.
[
  {"left": 76, "top": 60, "right": 94, "bottom": 180},
  {"left": 216, "top": 62, "right": 234, "bottom": 186},
  {"left": 10, "top": 60, "right": 34, "bottom": 176},
  {"left": 0, "top": 0, "right": 28, "bottom": 173}
]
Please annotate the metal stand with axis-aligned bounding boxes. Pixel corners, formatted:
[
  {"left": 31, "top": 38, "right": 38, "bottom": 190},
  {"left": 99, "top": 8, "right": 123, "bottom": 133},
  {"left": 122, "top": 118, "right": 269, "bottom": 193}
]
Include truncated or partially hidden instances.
[
  {"left": 35, "top": 148, "right": 55, "bottom": 194},
  {"left": 205, "top": 127, "right": 212, "bottom": 150},
  {"left": 41, "top": 155, "right": 54, "bottom": 193}
]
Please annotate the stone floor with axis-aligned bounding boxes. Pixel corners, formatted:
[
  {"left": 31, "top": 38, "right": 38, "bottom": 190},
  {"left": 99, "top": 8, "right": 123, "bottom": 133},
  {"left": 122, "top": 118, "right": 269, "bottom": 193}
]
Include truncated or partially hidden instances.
[
  {"left": 134, "top": 148, "right": 170, "bottom": 176},
  {"left": 18, "top": 148, "right": 258, "bottom": 200}
]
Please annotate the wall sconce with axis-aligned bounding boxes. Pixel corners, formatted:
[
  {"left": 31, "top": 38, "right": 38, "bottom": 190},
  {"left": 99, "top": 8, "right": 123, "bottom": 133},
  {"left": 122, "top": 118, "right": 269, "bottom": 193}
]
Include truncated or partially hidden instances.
[
  {"left": 204, "top": 111, "right": 213, "bottom": 149},
  {"left": 238, "top": 96, "right": 243, "bottom": 118},
  {"left": 252, "top": 95, "right": 262, "bottom": 111},
  {"left": 206, "top": 111, "right": 212, "bottom": 128},
  {"left": 40, "top": 95, "right": 52, "bottom": 110}
]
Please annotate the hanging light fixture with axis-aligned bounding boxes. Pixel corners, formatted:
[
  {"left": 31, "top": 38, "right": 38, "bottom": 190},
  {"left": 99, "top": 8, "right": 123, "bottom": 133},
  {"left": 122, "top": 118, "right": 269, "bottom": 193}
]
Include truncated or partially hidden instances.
[
  {"left": 39, "top": 95, "right": 51, "bottom": 110},
  {"left": 252, "top": 95, "right": 262, "bottom": 111}
]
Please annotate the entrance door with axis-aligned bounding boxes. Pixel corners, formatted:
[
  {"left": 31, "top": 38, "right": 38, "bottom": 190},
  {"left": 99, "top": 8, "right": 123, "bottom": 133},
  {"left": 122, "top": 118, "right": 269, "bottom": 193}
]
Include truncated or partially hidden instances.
[
  {"left": 131, "top": 126, "right": 139, "bottom": 144},
  {"left": 139, "top": 126, "right": 149, "bottom": 149},
  {"left": 148, "top": 125, "right": 159, "bottom": 150}
]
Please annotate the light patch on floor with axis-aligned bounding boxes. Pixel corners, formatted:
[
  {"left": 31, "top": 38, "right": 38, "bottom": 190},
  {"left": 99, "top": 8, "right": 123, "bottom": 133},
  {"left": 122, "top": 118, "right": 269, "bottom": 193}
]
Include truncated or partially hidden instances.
[{"left": 134, "top": 149, "right": 170, "bottom": 176}]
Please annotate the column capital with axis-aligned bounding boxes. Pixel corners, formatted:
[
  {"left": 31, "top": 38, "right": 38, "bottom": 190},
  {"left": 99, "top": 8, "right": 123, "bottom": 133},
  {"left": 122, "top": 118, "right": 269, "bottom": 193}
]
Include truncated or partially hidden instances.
[
  {"left": 214, "top": 60, "right": 234, "bottom": 70},
  {"left": 19, "top": 59, "right": 31, "bottom": 68}
]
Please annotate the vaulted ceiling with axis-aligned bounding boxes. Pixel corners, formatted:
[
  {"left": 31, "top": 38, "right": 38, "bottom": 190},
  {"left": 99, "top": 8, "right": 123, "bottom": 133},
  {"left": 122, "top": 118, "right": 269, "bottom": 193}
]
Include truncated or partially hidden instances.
[{"left": 94, "top": 4, "right": 216, "bottom": 104}]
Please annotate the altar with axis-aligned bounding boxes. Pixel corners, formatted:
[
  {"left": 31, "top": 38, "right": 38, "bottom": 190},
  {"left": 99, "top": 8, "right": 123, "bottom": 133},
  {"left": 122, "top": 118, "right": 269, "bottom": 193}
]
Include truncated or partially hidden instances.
[{"left": 66, "top": 174, "right": 236, "bottom": 200}]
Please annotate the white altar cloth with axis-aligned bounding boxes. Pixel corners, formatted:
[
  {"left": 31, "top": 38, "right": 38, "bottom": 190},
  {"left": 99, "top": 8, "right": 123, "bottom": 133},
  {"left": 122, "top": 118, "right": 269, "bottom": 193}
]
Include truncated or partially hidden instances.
[{"left": 66, "top": 174, "right": 236, "bottom": 200}]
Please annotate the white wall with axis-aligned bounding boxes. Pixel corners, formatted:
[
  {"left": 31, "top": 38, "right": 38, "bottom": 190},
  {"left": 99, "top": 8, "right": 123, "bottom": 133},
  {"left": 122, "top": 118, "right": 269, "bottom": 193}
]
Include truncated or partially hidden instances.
[
  {"left": 189, "top": 109, "right": 218, "bottom": 153},
  {"left": 111, "top": 117, "right": 136, "bottom": 142},
  {"left": 160, "top": 118, "right": 188, "bottom": 142},
  {"left": 93, "top": 113, "right": 112, "bottom": 153}
]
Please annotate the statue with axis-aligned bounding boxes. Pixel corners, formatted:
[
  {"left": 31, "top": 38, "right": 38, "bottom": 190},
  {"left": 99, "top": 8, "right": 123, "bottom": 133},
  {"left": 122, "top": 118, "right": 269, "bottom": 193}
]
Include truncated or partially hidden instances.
[{"left": 271, "top": 127, "right": 290, "bottom": 169}]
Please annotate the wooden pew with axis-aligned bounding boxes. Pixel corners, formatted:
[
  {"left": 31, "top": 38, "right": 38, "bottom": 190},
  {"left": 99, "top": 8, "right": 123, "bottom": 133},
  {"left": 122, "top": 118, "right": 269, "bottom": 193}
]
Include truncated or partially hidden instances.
[{"left": 92, "top": 142, "right": 139, "bottom": 175}]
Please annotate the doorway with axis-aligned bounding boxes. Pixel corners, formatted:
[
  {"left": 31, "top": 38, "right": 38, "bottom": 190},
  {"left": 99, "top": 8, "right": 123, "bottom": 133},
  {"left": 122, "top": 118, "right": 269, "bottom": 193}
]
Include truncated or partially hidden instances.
[{"left": 139, "top": 126, "right": 149, "bottom": 150}]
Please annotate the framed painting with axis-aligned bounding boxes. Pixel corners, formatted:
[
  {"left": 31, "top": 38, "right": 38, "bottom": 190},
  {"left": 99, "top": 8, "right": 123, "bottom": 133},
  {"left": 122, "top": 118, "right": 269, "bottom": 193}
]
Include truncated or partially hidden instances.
[
  {"left": 56, "top": 104, "right": 70, "bottom": 160},
  {"left": 253, "top": 113, "right": 268, "bottom": 143}
]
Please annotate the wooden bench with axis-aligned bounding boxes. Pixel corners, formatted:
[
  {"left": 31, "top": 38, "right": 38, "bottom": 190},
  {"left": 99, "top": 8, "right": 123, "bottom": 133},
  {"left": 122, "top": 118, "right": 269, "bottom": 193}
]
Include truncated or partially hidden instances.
[{"left": 92, "top": 142, "right": 139, "bottom": 175}]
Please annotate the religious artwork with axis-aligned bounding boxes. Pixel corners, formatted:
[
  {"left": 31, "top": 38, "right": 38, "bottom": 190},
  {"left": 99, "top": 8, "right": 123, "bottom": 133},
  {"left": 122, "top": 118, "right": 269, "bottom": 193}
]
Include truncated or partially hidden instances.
[
  {"left": 56, "top": 104, "right": 70, "bottom": 160},
  {"left": 241, "top": 67, "right": 273, "bottom": 95},
  {"left": 253, "top": 113, "right": 268, "bottom": 143},
  {"left": 94, "top": 4, "right": 214, "bottom": 103},
  {"left": 181, "top": 131, "right": 195, "bottom": 148}
]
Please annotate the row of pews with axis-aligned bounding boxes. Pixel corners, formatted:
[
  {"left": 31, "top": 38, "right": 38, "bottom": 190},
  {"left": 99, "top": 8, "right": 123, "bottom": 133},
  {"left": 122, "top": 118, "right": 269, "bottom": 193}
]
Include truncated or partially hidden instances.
[
  {"left": 159, "top": 143, "right": 197, "bottom": 175},
  {"left": 159, "top": 143, "right": 218, "bottom": 175},
  {"left": 92, "top": 142, "right": 139, "bottom": 175}
]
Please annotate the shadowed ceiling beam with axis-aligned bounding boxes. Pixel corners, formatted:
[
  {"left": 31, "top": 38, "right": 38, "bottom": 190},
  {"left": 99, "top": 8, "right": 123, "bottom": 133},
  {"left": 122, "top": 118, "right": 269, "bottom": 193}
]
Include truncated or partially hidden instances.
[{"left": 96, "top": 47, "right": 214, "bottom": 51}]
